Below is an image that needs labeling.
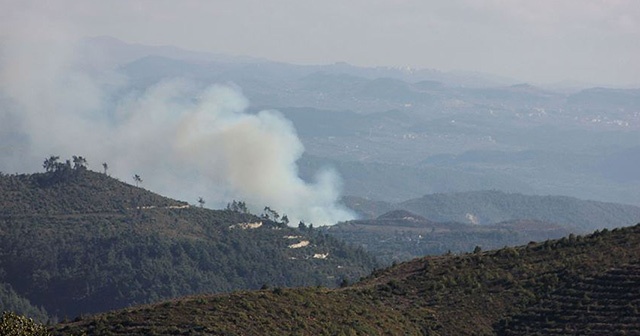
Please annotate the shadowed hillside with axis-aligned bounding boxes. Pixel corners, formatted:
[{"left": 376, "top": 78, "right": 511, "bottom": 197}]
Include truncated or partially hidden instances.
[{"left": 52, "top": 224, "right": 640, "bottom": 335}]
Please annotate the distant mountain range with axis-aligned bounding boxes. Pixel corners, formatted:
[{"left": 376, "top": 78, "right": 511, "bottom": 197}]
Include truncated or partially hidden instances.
[{"left": 81, "top": 36, "right": 518, "bottom": 87}]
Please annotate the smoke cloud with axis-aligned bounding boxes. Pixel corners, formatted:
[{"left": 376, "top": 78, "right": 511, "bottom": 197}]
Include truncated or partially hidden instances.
[{"left": 0, "top": 13, "right": 354, "bottom": 225}]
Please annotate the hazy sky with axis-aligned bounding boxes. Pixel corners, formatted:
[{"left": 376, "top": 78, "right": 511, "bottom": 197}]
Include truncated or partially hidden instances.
[{"left": 2, "top": 0, "right": 639, "bottom": 86}]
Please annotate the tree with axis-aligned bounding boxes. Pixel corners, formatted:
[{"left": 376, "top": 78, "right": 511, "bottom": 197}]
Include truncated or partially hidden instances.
[
  {"left": 298, "top": 221, "right": 307, "bottom": 230},
  {"left": 72, "top": 156, "right": 87, "bottom": 170},
  {"left": 197, "top": 197, "right": 205, "bottom": 208},
  {"left": 227, "top": 200, "right": 240, "bottom": 212},
  {"left": 42, "top": 156, "right": 60, "bottom": 173},
  {"left": 281, "top": 215, "right": 289, "bottom": 226},
  {"left": 102, "top": 162, "right": 109, "bottom": 175},
  {"left": 133, "top": 174, "right": 142, "bottom": 187},
  {"left": 262, "top": 206, "right": 272, "bottom": 220},
  {"left": 262, "top": 206, "right": 279, "bottom": 221},
  {"left": 227, "top": 200, "right": 250, "bottom": 213},
  {"left": 237, "top": 201, "right": 248, "bottom": 213}
]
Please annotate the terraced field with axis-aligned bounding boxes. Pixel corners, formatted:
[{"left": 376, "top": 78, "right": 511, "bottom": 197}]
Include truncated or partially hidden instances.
[{"left": 502, "top": 263, "right": 640, "bottom": 335}]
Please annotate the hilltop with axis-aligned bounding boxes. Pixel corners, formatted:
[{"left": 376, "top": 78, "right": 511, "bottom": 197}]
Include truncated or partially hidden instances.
[
  {"left": 0, "top": 168, "right": 377, "bottom": 320},
  {"left": 53, "top": 224, "right": 640, "bottom": 335},
  {"left": 0, "top": 169, "right": 186, "bottom": 216}
]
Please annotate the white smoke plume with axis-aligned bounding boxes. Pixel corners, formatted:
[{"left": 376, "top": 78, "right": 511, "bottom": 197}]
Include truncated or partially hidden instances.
[{"left": 0, "top": 12, "right": 354, "bottom": 225}]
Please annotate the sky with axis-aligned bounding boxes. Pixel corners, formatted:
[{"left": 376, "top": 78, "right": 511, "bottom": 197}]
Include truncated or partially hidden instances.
[{"left": 1, "top": 0, "right": 639, "bottom": 87}]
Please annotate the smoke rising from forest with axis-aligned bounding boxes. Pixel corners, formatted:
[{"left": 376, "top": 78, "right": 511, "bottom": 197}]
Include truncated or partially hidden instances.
[{"left": 0, "top": 15, "right": 354, "bottom": 225}]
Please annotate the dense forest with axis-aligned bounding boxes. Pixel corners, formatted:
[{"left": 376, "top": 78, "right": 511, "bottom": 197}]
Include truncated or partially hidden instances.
[
  {"left": 0, "top": 165, "right": 377, "bottom": 321},
  {"left": 52, "top": 224, "right": 640, "bottom": 335}
]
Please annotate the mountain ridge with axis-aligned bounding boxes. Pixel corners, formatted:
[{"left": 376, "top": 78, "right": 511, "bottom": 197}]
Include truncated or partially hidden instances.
[{"left": 52, "top": 223, "right": 640, "bottom": 335}]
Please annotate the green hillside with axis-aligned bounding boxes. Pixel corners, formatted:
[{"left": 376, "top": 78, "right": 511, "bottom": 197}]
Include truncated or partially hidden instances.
[
  {"left": 51, "top": 224, "right": 640, "bottom": 335},
  {"left": 0, "top": 168, "right": 377, "bottom": 320}
]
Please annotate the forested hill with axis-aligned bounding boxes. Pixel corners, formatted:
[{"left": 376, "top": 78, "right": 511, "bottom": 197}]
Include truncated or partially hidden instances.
[
  {"left": 0, "top": 169, "right": 186, "bottom": 216},
  {"left": 0, "top": 169, "right": 377, "bottom": 320},
  {"left": 53, "top": 224, "right": 640, "bottom": 335},
  {"left": 344, "top": 190, "right": 640, "bottom": 231}
]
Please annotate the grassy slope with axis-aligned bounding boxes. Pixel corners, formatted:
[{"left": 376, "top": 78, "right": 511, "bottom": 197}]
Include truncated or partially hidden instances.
[{"left": 53, "top": 224, "right": 640, "bottom": 335}]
